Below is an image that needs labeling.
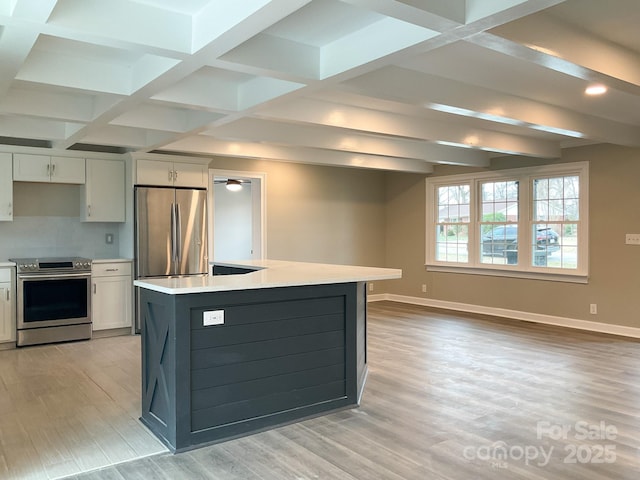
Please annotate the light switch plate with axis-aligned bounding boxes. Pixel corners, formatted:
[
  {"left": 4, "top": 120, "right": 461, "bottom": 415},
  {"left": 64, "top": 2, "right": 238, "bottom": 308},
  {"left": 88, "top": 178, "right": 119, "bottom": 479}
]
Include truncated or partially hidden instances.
[{"left": 203, "top": 310, "right": 224, "bottom": 326}]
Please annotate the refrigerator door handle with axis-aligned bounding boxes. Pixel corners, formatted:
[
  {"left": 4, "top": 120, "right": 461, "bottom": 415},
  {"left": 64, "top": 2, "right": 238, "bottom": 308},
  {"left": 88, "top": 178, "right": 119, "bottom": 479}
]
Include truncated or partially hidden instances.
[
  {"left": 175, "top": 203, "right": 182, "bottom": 266},
  {"left": 170, "top": 203, "right": 178, "bottom": 265}
]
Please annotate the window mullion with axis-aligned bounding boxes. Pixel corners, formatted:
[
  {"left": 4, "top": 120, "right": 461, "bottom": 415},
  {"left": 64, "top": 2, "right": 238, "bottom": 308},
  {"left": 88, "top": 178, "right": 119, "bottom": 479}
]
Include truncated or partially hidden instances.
[{"left": 520, "top": 176, "right": 531, "bottom": 269}]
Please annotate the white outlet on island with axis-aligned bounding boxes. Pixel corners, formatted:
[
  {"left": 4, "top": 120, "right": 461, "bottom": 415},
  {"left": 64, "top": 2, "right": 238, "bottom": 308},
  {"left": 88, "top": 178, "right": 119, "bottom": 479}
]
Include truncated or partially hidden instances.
[{"left": 203, "top": 310, "right": 224, "bottom": 326}]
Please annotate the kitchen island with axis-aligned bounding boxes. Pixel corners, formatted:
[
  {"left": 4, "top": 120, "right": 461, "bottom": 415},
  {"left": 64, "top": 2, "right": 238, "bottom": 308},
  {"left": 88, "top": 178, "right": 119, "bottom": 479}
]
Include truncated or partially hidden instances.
[{"left": 134, "top": 260, "right": 401, "bottom": 452}]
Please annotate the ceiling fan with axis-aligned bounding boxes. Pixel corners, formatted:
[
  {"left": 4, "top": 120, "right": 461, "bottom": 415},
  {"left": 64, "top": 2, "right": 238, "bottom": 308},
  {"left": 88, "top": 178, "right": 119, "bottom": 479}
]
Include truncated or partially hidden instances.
[{"left": 213, "top": 178, "right": 251, "bottom": 191}]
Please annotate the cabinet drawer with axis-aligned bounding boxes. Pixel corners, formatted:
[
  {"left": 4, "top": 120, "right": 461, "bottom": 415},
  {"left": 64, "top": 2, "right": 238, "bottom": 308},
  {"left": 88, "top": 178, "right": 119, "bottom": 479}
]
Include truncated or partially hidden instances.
[
  {"left": 0, "top": 268, "right": 12, "bottom": 282},
  {"left": 92, "top": 262, "right": 132, "bottom": 278}
]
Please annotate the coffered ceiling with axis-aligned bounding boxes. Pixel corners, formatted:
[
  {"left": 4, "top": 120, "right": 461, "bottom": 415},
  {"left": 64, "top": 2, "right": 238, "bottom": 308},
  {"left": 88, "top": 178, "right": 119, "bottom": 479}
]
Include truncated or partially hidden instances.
[{"left": 1, "top": 0, "right": 639, "bottom": 173}]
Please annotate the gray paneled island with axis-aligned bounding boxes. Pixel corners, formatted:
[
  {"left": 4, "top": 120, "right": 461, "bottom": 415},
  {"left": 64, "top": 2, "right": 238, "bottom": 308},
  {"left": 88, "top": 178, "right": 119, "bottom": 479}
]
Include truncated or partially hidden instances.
[{"left": 134, "top": 260, "right": 401, "bottom": 452}]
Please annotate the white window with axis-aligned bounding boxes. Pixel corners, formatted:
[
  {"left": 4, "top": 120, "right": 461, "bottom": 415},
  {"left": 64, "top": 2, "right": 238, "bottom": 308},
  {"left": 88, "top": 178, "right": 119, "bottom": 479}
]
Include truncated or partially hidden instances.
[
  {"left": 435, "top": 184, "right": 470, "bottom": 263},
  {"left": 426, "top": 162, "right": 589, "bottom": 282}
]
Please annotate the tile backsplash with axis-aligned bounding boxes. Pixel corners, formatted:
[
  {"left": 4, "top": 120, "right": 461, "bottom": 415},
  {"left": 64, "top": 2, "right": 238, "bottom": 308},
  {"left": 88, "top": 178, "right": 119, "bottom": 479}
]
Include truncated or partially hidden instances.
[{"left": 0, "top": 216, "right": 120, "bottom": 259}]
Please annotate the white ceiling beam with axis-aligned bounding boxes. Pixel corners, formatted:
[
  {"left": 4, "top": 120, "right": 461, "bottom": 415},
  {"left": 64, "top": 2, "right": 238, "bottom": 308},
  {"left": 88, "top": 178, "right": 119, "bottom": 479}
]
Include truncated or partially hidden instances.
[
  {"left": 46, "top": 0, "right": 193, "bottom": 53},
  {"left": 16, "top": 49, "right": 133, "bottom": 95},
  {"left": 162, "top": 136, "right": 435, "bottom": 173},
  {"left": 9, "top": 0, "right": 58, "bottom": 22},
  {"left": 77, "top": 124, "right": 176, "bottom": 149},
  {"left": 206, "top": 117, "right": 490, "bottom": 166},
  {"left": 342, "top": 66, "right": 640, "bottom": 147},
  {"left": 110, "top": 104, "right": 224, "bottom": 133},
  {"left": 0, "top": 87, "right": 95, "bottom": 121},
  {"left": 54, "top": 0, "right": 313, "bottom": 150},
  {"left": 0, "top": 115, "right": 82, "bottom": 139},
  {"left": 0, "top": 26, "right": 39, "bottom": 96},
  {"left": 483, "top": 15, "right": 640, "bottom": 93},
  {"left": 256, "top": 97, "right": 559, "bottom": 158},
  {"left": 341, "top": 0, "right": 464, "bottom": 31}
]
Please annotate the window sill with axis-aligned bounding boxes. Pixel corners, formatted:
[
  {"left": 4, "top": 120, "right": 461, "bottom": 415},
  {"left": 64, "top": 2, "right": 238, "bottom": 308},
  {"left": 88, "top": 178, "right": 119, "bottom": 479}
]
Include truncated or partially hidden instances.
[{"left": 425, "top": 264, "right": 588, "bottom": 284}]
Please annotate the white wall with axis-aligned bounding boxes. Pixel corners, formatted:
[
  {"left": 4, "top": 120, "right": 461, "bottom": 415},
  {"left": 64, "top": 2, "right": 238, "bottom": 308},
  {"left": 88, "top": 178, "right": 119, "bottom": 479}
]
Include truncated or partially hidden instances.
[{"left": 213, "top": 182, "right": 253, "bottom": 261}]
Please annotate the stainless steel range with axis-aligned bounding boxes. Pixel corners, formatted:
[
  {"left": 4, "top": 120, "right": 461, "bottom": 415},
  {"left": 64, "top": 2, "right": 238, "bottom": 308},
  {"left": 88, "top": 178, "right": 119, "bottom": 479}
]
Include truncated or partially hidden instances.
[{"left": 10, "top": 257, "right": 92, "bottom": 347}]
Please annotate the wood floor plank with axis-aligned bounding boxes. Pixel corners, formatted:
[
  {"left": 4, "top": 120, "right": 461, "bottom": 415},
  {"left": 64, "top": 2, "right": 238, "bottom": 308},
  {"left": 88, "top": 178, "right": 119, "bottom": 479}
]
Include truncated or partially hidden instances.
[{"left": 2, "top": 302, "right": 640, "bottom": 479}]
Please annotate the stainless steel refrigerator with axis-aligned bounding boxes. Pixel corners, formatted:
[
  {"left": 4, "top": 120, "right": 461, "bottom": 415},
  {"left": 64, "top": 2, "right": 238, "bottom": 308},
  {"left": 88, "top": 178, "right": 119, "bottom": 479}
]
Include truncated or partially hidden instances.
[{"left": 134, "top": 186, "right": 208, "bottom": 330}]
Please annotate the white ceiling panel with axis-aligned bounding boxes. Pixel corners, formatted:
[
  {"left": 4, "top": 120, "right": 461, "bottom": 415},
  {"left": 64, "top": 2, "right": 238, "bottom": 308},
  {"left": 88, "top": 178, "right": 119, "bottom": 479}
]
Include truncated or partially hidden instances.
[{"left": 0, "top": 0, "right": 638, "bottom": 171}]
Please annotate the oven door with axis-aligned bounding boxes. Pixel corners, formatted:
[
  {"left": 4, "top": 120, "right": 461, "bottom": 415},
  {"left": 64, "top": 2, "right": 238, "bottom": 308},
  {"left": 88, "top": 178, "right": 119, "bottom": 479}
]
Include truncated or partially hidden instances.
[{"left": 16, "top": 272, "right": 91, "bottom": 329}]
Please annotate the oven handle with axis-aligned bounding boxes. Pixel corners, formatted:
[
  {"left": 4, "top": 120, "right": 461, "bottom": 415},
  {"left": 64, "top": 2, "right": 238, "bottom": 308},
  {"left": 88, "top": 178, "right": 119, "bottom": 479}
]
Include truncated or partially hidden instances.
[{"left": 18, "top": 272, "right": 91, "bottom": 280}]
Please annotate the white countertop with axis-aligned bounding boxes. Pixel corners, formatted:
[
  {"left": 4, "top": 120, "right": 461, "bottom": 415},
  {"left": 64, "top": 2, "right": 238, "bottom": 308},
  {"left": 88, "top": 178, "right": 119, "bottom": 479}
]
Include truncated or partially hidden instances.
[
  {"left": 0, "top": 261, "right": 15, "bottom": 268},
  {"left": 92, "top": 258, "right": 133, "bottom": 264},
  {"left": 134, "top": 259, "right": 402, "bottom": 295}
]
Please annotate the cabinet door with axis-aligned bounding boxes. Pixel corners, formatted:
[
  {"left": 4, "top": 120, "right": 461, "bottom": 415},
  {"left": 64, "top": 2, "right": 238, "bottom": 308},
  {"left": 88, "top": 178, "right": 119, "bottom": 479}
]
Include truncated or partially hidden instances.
[
  {"left": 13, "top": 153, "right": 51, "bottom": 182},
  {"left": 136, "top": 159, "right": 173, "bottom": 186},
  {"left": 0, "top": 153, "right": 12, "bottom": 221},
  {"left": 50, "top": 156, "right": 85, "bottom": 184},
  {"left": 82, "top": 159, "right": 125, "bottom": 222},
  {"left": 174, "top": 162, "right": 207, "bottom": 188},
  {"left": 92, "top": 275, "right": 132, "bottom": 330},
  {"left": 0, "top": 280, "right": 15, "bottom": 343}
]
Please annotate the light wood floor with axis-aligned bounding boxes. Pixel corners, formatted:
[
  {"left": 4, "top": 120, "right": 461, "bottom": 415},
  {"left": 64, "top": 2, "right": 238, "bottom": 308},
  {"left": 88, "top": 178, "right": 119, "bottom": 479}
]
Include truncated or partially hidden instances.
[
  {"left": 3, "top": 301, "right": 640, "bottom": 479},
  {"left": 0, "top": 334, "right": 167, "bottom": 479}
]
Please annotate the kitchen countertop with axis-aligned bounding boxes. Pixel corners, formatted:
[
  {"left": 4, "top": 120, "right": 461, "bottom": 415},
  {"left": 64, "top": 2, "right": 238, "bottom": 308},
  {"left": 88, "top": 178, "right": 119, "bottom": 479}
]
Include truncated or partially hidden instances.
[
  {"left": 0, "top": 261, "right": 15, "bottom": 267},
  {"left": 134, "top": 259, "right": 401, "bottom": 295},
  {"left": 92, "top": 258, "right": 133, "bottom": 264}
]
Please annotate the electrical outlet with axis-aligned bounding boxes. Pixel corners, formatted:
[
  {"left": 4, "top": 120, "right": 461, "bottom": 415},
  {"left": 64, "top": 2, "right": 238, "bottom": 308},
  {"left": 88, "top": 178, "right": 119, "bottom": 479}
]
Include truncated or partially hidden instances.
[
  {"left": 203, "top": 310, "right": 224, "bottom": 326},
  {"left": 625, "top": 234, "right": 640, "bottom": 245},
  {"left": 421, "top": 284, "right": 427, "bottom": 293},
  {"left": 105, "top": 233, "right": 114, "bottom": 244},
  {"left": 590, "top": 304, "right": 597, "bottom": 315},
  {"left": 369, "top": 283, "right": 374, "bottom": 292}
]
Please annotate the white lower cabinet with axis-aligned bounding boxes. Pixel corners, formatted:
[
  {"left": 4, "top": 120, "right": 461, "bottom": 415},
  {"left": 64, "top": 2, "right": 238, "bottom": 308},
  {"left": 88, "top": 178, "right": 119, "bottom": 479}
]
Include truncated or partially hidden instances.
[
  {"left": 92, "top": 262, "right": 132, "bottom": 331},
  {"left": 0, "top": 268, "right": 15, "bottom": 343}
]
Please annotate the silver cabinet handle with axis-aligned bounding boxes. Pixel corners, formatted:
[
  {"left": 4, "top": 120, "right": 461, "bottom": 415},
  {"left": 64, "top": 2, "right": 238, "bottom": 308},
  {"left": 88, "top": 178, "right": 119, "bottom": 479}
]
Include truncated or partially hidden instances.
[
  {"left": 93, "top": 283, "right": 96, "bottom": 294},
  {"left": 46, "top": 163, "right": 50, "bottom": 176},
  {"left": 105, "top": 268, "right": 119, "bottom": 272},
  {"left": 87, "top": 205, "right": 91, "bottom": 217},
  {"left": 173, "top": 170, "right": 178, "bottom": 182},
  {"left": 5, "top": 288, "right": 8, "bottom": 302},
  {"left": 7, "top": 202, "right": 11, "bottom": 216},
  {"left": 168, "top": 169, "right": 173, "bottom": 181},
  {"left": 52, "top": 163, "right": 56, "bottom": 175}
]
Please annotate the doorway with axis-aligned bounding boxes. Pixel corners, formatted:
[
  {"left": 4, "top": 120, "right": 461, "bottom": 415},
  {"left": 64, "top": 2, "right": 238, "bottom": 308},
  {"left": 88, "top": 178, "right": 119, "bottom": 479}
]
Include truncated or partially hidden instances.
[{"left": 208, "top": 169, "right": 266, "bottom": 265}]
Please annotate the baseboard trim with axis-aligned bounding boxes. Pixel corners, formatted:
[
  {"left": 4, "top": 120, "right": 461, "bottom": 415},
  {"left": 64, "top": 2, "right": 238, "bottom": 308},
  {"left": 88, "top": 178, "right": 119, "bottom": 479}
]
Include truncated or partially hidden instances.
[{"left": 368, "top": 293, "right": 640, "bottom": 339}]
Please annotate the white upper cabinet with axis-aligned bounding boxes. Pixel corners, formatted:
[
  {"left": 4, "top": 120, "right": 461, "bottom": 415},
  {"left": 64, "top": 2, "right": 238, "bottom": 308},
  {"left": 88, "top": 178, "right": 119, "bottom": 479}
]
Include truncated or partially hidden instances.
[
  {"left": 136, "top": 159, "right": 207, "bottom": 188},
  {"left": 174, "top": 162, "right": 208, "bottom": 188},
  {"left": 81, "top": 159, "right": 125, "bottom": 222},
  {"left": 0, "top": 153, "right": 12, "bottom": 221},
  {"left": 13, "top": 154, "right": 85, "bottom": 184}
]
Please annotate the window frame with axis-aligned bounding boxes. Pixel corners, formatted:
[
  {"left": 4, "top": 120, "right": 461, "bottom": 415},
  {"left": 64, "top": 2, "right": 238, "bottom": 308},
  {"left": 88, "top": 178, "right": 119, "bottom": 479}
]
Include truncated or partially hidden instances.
[{"left": 425, "top": 162, "right": 589, "bottom": 283}]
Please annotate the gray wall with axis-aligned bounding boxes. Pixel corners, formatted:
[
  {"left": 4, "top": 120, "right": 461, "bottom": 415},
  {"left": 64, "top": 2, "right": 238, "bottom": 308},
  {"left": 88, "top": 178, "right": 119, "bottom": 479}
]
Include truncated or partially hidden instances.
[
  {"left": 0, "top": 182, "right": 120, "bottom": 259},
  {"left": 5, "top": 143, "right": 638, "bottom": 331},
  {"left": 384, "top": 144, "right": 640, "bottom": 328},
  {"left": 208, "top": 156, "right": 387, "bottom": 267}
]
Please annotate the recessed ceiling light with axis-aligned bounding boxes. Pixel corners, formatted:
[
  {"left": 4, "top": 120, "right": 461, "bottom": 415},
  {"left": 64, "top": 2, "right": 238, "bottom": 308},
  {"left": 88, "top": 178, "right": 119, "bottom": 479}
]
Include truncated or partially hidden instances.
[{"left": 585, "top": 84, "right": 607, "bottom": 95}]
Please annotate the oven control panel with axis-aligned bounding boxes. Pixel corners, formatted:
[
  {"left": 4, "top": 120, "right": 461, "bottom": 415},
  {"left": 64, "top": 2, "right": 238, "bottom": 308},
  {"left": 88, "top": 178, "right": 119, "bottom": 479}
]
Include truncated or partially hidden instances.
[{"left": 11, "top": 257, "right": 92, "bottom": 274}]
